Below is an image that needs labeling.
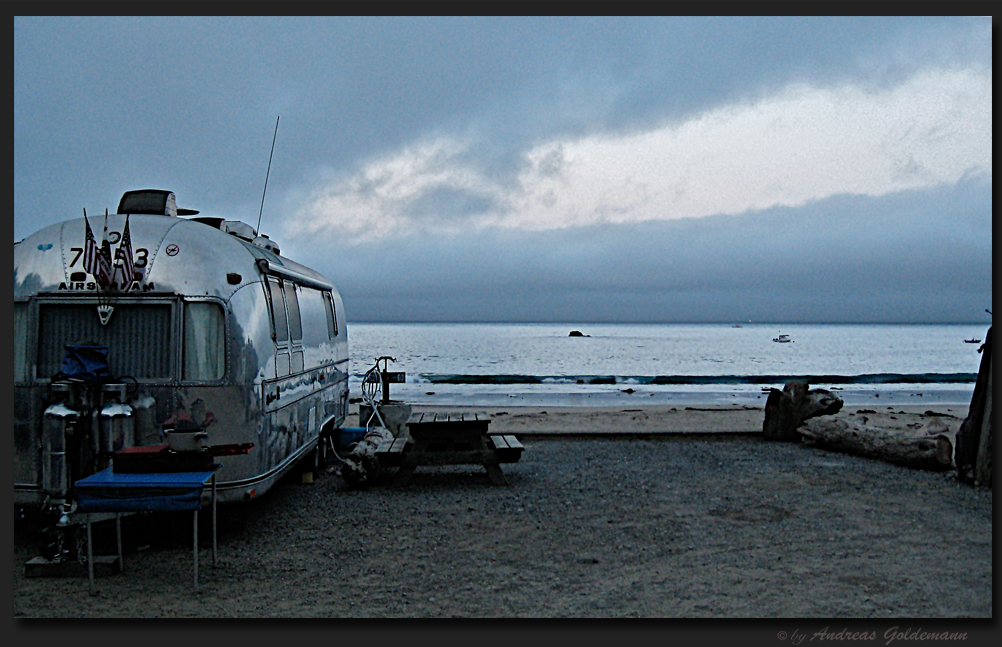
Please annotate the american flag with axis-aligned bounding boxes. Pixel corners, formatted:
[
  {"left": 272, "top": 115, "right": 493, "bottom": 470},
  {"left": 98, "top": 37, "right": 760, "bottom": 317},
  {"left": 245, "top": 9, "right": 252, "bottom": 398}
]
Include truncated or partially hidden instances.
[
  {"left": 114, "top": 214, "right": 136, "bottom": 285},
  {"left": 82, "top": 210, "right": 111, "bottom": 286},
  {"left": 101, "top": 211, "right": 114, "bottom": 272}
]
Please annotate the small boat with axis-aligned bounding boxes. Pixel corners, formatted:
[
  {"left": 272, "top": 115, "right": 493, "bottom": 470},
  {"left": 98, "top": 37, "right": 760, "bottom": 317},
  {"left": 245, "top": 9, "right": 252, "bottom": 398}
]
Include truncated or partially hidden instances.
[
  {"left": 773, "top": 334, "right": 792, "bottom": 343},
  {"left": 964, "top": 338, "right": 982, "bottom": 344}
]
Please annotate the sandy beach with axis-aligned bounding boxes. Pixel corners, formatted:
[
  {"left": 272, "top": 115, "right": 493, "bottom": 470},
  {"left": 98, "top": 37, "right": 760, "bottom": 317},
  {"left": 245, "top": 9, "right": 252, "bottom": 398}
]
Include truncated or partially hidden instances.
[
  {"left": 415, "top": 402, "right": 973, "bottom": 437},
  {"left": 12, "top": 400, "right": 991, "bottom": 625}
]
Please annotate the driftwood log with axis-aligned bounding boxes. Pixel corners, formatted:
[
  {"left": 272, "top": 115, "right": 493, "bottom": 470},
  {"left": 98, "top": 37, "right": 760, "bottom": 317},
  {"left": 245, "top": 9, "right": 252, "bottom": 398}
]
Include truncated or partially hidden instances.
[
  {"left": 762, "top": 381, "right": 843, "bottom": 441},
  {"left": 799, "top": 415, "right": 955, "bottom": 472},
  {"left": 340, "top": 426, "right": 394, "bottom": 489},
  {"left": 955, "top": 326, "right": 992, "bottom": 486}
]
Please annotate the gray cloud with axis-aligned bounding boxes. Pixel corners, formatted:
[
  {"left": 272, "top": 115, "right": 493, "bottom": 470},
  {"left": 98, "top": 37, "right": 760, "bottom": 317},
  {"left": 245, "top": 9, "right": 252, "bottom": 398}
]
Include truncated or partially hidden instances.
[
  {"left": 14, "top": 17, "right": 992, "bottom": 323},
  {"left": 405, "top": 186, "right": 499, "bottom": 223},
  {"left": 16, "top": 16, "right": 990, "bottom": 239},
  {"left": 304, "top": 177, "right": 991, "bottom": 324}
]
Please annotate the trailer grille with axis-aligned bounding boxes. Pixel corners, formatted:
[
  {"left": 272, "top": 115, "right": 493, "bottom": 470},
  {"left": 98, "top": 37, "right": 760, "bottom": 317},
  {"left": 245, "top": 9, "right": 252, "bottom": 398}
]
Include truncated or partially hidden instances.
[{"left": 37, "top": 303, "right": 173, "bottom": 380}]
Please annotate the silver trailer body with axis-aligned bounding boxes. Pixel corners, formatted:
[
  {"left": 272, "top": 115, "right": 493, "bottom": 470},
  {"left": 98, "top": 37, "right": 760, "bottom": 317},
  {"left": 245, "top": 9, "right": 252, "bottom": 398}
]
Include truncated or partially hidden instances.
[{"left": 14, "top": 191, "right": 349, "bottom": 515}]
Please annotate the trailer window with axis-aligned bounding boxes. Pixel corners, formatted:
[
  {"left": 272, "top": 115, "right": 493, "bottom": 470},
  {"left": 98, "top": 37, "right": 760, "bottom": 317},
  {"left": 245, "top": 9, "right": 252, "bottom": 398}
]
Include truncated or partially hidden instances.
[
  {"left": 299, "top": 287, "right": 333, "bottom": 347},
  {"left": 323, "top": 291, "right": 338, "bottom": 338},
  {"left": 14, "top": 302, "right": 28, "bottom": 382},
  {"left": 283, "top": 282, "right": 303, "bottom": 343},
  {"left": 276, "top": 352, "right": 291, "bottom": 376},
  {"left": 266, "top": 277, "right": 288, "bottom": 343},
  {"left": 183, "top": 302, "right": 225, "bottom": 381},
  {"left": 36, "top": 303, "right": 172, "bottom": 379}
]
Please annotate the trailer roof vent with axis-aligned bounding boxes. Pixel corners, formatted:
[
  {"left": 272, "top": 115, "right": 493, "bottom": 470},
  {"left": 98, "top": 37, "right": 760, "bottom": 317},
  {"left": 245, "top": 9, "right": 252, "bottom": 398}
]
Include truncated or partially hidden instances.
[
  {"left": 222, "top": 220, "right": 257, "bottom": 241},
  {"left": 252, "top": 235, "right": 280, "bottom": 255},
  {"left": 190, "top": 216, "right": 225, "bottom": 229},
  {"left": 117, "top": 190, "right": 200, "bottom": 217}
]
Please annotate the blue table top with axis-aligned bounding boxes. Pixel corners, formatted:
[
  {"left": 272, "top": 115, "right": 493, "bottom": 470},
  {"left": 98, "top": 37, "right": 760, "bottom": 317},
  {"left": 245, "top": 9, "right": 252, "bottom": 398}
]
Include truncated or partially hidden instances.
[
  {"left": 74, "top": 466, "right": 218, "bottom": 513},
  {"left": 75, "top": 466, "right": 217, "bottom": 489}
]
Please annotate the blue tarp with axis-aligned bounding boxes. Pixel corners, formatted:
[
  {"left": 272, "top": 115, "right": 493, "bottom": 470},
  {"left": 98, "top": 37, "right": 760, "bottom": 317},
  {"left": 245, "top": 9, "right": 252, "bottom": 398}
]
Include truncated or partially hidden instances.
[
  {"left": 59, "top": 344, "right": 111, "bottom": 381},
  {"left": 74, "top": 467, "right": 217, "bottom": 513}
]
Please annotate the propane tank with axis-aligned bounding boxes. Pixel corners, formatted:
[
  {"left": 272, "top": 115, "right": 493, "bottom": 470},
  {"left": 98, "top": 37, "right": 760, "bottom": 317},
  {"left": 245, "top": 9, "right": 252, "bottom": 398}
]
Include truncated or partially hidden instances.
[
  {"left": 42, "top": 383, "right": 77, "bottom": 501},
  {"left": 130, "top": 394, "right": 159, "bottom": 445},
  {"left": 100, "top": 384, "right": 135, "bottom": 454}
]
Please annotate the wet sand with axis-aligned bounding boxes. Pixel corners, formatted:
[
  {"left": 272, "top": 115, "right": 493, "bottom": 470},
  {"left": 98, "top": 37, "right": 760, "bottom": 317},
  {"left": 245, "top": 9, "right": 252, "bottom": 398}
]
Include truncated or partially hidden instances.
[{"left": 419, "top": 402, "right": 972, "bottom": 438}]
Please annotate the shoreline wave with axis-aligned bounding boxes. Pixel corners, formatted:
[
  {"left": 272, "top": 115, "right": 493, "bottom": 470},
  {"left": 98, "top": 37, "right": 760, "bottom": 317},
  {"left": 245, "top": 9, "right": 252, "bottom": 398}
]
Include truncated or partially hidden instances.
[{"left": 406, "top": 372, "right": 977, "bottom": 386}]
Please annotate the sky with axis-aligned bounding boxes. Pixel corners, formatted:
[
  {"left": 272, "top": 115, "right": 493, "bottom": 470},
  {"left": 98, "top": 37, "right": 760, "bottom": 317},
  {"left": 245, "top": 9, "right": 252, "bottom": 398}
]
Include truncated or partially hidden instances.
[{"left": 13, "top": 16, "right": 993, "bottom": 324}]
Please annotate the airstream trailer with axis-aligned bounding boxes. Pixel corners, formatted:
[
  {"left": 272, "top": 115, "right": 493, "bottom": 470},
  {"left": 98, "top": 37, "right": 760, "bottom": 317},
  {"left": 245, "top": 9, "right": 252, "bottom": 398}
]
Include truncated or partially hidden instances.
[{"left": 14, "top": 190, "right": 349, "bottom": 529}]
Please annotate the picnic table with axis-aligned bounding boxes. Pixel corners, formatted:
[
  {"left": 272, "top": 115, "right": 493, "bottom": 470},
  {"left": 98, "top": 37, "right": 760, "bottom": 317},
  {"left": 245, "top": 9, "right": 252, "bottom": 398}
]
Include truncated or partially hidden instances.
[
  {"left": 375, "top": 412, "right": 523, "bottom": 486},
  {"left": 73, "top": 466, "right": 219, "bottom": 594}
]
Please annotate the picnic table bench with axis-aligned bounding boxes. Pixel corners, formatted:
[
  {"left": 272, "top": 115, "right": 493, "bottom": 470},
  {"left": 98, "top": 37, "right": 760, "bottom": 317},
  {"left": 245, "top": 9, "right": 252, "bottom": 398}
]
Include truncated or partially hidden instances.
[{"left": 374, "top": 412, "right": 523, "bottom": 486}]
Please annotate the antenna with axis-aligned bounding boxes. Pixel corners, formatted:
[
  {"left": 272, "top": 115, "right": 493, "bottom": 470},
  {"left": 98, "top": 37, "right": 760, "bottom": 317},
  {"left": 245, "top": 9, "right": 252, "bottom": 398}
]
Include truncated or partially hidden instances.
[{"left": 256, "top": 115, "right": 280, "bottom": 235}]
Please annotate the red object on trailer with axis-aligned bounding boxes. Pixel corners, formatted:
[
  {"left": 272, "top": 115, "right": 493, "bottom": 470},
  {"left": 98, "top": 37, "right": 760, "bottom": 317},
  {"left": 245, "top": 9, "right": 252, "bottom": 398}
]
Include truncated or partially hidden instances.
[
  {"left": 205, "top": 443, "right": 255, "bottom": 456},
  {"left": 112, "top": 443, "right": 254, "bottom": 473}
]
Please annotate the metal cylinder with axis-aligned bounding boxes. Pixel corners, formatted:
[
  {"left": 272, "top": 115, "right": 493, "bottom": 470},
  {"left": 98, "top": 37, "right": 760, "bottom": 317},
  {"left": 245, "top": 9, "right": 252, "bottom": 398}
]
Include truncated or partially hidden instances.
[
  {"left": 130, "top": 394, "right": 159, "bottom": 445},
  {"left": 50, "top": 382, "right": 73, "bottom": 403},
  {"left": 100, "top": 385, "right": 135, "bottom": 454},
  {"left": 42, "top": 402, "right": 77, "bottom": 500},
  {"left": 101, "top": 383, "right": 127, "bottom": 405}
]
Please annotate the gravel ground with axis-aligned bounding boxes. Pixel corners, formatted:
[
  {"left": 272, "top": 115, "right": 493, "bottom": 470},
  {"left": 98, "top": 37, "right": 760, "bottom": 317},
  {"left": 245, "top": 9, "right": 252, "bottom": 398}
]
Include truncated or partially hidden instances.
[{"left": 12, "top": 435, "right": 992, "bottom": 619}]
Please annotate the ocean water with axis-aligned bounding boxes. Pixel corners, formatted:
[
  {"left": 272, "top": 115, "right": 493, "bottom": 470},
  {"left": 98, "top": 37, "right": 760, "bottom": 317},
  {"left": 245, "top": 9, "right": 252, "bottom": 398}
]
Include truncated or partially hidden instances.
[{"left": 346, "top": 323, "right": 989, "bottom": 407}]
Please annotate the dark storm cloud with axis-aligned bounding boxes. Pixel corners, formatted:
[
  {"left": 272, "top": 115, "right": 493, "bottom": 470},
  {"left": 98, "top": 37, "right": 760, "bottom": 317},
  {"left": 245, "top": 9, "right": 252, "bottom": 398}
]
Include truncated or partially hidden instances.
[
  {"left": 405, "top": 186, "right": 499, "bottom": 223},
  {"left": 315, "top": 177, "right": 992, "bottom": 324},
  {"left": 14, "top": 16, "right": 991, "bottom": 323},
  {"left": 15, "top": 16, "right": 989, "bottom": 239}
]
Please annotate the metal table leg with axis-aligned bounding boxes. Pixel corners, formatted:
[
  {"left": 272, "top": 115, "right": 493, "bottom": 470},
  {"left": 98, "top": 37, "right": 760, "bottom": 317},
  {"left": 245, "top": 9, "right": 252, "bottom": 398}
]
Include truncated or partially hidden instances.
[
  {"left": 116, "top": 513, "right": 123, "bottom": 572},
  {"left": 212, "top": 474, "right": 217, "bottom": 568},
  {"left": 193, "top": 509, "right": 199, "bottom": 593},
  {"left": 87, "top": 516, "right": 96, "bottom": 595}
]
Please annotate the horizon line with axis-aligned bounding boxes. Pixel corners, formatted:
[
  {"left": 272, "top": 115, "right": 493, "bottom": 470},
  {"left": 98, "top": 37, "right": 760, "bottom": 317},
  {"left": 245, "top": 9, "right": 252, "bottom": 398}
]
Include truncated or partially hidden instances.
[{"left": 345, "top": 320, "right": 991, "bottom": 326}]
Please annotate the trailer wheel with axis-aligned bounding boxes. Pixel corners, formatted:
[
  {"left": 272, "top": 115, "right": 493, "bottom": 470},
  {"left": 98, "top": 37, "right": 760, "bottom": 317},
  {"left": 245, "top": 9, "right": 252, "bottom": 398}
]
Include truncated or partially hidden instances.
[
  {"left": 316, "top": 423, "right": 340, "bottom": 473},
  {"left": 301, "top": 434, "right": 331, "bottom": 481},
  {"left": 314, "top": 436, "right": 329, "bottom": 472}
]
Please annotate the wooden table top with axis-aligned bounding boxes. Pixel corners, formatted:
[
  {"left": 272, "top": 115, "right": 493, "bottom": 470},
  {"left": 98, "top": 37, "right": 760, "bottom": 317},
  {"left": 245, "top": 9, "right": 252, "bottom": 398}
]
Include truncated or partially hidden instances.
[{"left": 407, "top": 412, "right": 492, "bottom": 425}]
